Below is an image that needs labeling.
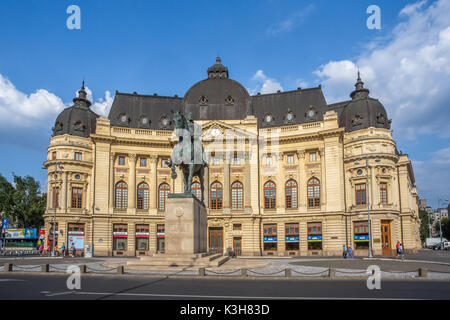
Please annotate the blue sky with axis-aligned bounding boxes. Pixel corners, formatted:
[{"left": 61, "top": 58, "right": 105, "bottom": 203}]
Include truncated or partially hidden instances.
[{"left": 0, "top": 0, "right": 449, "bottom": 207}]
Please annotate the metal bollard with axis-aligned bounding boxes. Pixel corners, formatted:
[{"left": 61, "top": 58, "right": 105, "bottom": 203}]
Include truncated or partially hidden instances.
[
  {"left": 79, "top": 265, "right": 87, "bottom": 274},
  {"left": 199, "top": 268, "right": 206, "bottom": 276},
  {"left": 285, "top": 268, "right": 292, "bottom": 277},
  {"left": 41, "top": 264, "right": 49, "bottom": 273},
  {"left": 329, "top": 268, "right": 336, "bottom": 278},
  {"left": 117, "top": 266, "right": 124, "bottom": 274},
  {"left": 418, "top": 268, "right": 428, "bottom": 278},
  {"left": 3, "top": 263, "right": 12, "bottom": 272},
  {"left": 241, "top": 268, "right": 247, "bottom": 277}
]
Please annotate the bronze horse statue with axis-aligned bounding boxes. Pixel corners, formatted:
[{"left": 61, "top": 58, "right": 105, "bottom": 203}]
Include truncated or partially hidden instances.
[{"left": 168, "top": 111, "right": 208, "bottom": 203}]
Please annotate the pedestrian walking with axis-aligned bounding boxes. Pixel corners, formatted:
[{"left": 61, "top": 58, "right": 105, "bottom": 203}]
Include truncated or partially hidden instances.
[
  {"left": 398, "top": 243, "right": 404, "bottom": 260},
  {"left": 343, "top": 245, "right": 347, "bottom": 259},
  {"left": 396, "top": 241, "right": 400, "bottom": 257},
  {"left": 61, "top": 243, "right": 66, "bottom": 257},
  {"left": 347, "top": 246, "right": 353, "bottom": 259},
  {"left": 39, "top": 244, "right": 43, "bottom": 256},
  {"left": 70, "top": 243, "right": 76, "bottom": 257}
]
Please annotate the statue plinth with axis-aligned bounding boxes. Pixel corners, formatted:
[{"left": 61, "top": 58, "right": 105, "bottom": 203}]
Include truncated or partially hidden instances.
[{"left": 165, "top": 193, "right": 207, "bottom": 255}]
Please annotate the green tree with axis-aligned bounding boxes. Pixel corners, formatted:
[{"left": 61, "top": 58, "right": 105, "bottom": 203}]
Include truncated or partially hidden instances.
[
  {"left": 434, "top": 217, "right": 450, "bottom": 240},
  {"left": 0, "top": 174, "right": 46, "bottom": 229},
  {"left": 419, "top": 209, "right": 430, "bottom": 242}
]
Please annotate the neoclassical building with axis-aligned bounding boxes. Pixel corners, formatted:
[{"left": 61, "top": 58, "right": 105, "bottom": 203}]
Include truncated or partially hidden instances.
[{"left": 43, "top": 58, "right": 421, "bottom": 257}]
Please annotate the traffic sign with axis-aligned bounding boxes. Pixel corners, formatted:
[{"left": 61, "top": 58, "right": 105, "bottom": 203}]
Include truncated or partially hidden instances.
[{"left": 2, "top": 219, "right": 7, "bottom": 229}]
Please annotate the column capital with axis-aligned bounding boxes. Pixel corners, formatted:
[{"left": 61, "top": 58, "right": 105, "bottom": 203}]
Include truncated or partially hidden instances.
[
  {"left": 296, "top": 150, "right": 306, "bottom": 159},
  {"left": 150, "top": 155, "right": 159, "bottom": 164},
  {"left": 318, "top": 147, "right": 325, "bottom": 156},
  {"left": 129, "top": 153, "right": 137, "bottom": 162}
]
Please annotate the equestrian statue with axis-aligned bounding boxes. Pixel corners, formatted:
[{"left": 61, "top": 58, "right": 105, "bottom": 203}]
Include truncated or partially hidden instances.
[{"left": 168, "top": 111, "right": 208, "bottom": 203}]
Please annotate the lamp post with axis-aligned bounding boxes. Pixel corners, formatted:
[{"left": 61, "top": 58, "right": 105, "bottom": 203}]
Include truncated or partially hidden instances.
[
  {"left": 51, "top": 162, "right": 64, "bottom": 257},
  {"left": 355, "top": 156, "right": 380, "bottom": 258},
  {"left": 438, "top": 198, "right": 449, "bottom": 250}
]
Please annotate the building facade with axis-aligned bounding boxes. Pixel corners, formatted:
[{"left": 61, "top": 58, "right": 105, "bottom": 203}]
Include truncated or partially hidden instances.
[{"left": 43, "top": 58, "right": 421, "bottom": 257}]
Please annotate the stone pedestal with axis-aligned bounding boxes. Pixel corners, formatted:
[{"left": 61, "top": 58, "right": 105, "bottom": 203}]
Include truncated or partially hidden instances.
[{"left": 165, "top": 193, "right": 207, "bottom": 254}]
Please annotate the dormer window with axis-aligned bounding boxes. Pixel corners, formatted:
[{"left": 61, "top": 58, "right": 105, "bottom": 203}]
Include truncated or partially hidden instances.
[
  {"left": 352, "top": 114, "right": 363, "bottom": 127},
  {"left": 264, "top": 114, "right": 273, "bottom": 124},
  {"left": 199, "top": 96, "right": 208, "bottom": 105},
  {"left": 377, "top": 113, "right": 386, "bottom": 125},
  {"left": 225, "top": 96, "right": 234, "bottom": 105},
  {"left": 305, "top": 106, "right": 316, "bottom": 120},
  {"left": 160, "top": 115, "right": 170, "bottom": 128},
  {"left": 119, "top": 113, "right": 129, "bottom": 124}
]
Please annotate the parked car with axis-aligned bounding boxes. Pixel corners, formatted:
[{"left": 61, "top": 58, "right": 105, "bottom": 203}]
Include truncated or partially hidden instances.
[
  {"left": 426, "top": 237, "right": 448, "bottom": 249},
  {"left": 443, "top": 241, "right": 450, "bottom": 251}
]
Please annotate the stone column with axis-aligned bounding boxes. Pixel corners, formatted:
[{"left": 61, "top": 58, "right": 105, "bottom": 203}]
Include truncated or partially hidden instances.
[
  {"left": 129, "top": 154, "right": 137, "bottom": 209},
  {"left": 61, "top": 172, "right": 68, "bottom": 212},
  {"left": 109, "top": 153, "right": 115, "bottom": 211},
  {"left": 297, "top": 150, "right": 307, "bottom": 210},
  {"left": 223, "top": 156, "right": 230, "bottom": 211},
  {"left": 371, "top": 164, "right": 377, "bottom": 209},
  {"left": 204, "top": 165, "right": 210, "bottom": 208},
  {"left": 276, "top": 153, "right": 285, "bottom": 210},
  {"left": 47, "top": 176, "right": 52, "bottom": 209},
  {"left": 319, "top": 148, "right": 326, "bottom": 208},
  {"left": 150, "top": 156, "right": 158, "bottom": 209},
  {"left": 244, "top": 153, "right": 251, "bottom": 209}
]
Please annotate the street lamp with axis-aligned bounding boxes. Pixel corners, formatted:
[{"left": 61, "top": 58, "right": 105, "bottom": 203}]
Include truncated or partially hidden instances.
[
  {"left": 438, "top": 198, "right": 449, "bottom": 250},
  {"left": 354, "top": 156, "right": 380, "bottom": 258}
]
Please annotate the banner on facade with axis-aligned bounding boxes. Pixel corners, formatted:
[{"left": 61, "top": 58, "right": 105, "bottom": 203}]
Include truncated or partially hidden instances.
[
  {"left": 263, "top": 236, "right": 277, "bottom": 243},
  {"left": 4, "top": 229, "right": 25, "bottom": 239},
  {"left": 113, "top": 232, "right": 128, "bottom": 238},
  {"left": 354, "top": 235, "right": 370, "bottom": 242},
  {"left": 136, "top": 232, "right": 149, "bottom": 238},
  {"left": 307, "top": 235, "right": 322, "bottom": 242},
  {"left": 285, "top": 236, "right": 299, "bottom": 243}
]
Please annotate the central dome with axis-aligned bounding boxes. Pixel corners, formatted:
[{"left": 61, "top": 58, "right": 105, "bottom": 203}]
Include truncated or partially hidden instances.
[{"left": 183, "top": 57, "right": 251, "bottom": 120}]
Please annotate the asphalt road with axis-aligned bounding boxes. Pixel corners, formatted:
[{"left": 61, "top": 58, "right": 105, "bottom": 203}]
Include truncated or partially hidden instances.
[{"left": 1, "top": 273, "right": 450, "bottom": 300}]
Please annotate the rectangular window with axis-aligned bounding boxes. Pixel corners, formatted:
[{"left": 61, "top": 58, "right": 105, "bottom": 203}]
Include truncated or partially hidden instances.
[
  {"left": 307, "top": 222, "right": 322, "bottom": 250},
  {"left": 287, "top": 155, "right": 294, "bottom": 164},
  {"left": 52, "top": 152, "right": 56, "bottom": 160},
  {"left": 161, "top": 159, "right": 169, "bottom": 168},
  {"left": 354, "top": 221, "right": 369, "bottom": 249},
  {"left": 233, "top": 224, "right": 242, "bottom": 231},
  {"left": 309, "top": 152, "right": 316, "bottom": 162},
  {"left": 356, "top": 183, "right": 367, "bottom": 205},
  {"left": 71, "top": 188, "right": 82, "bottom": 209},
  {"left": 140, "top": 158, "right": 147, "bottom": 167},
  {"left": 52, "top": 187, "right": 59, "bottom": 208},
  {"left": 263, "top": 224, "right": 277, "bottom": 251},
  {"left": 113, "top": 224, "right": 128, "bottom": 251},
  {"left": 118, "top": 156, "right": 125, "bottom": 166},
  {"left": 74, "top": 152, "right": 82, "bottom": 161},
  {"left": 266, "top": 156, "right": 273, "bottom": 166},
  {"left": 233, "top": 157, "right": 240, "bottom": 165},
  {"left": 285, "top": 223, "right": 299, "bottom": 251},
  {"left": 157, "top": 224, "right": 165, "bottom": 252},
  {"left": 380, "top": 183, "right": 388, "bottom": 204},
  {"left": 213, "top": 157, "right": 220, "bottom": 166},
  {"left": 135, "top": 224, "right": 149, "bottom": 251}
]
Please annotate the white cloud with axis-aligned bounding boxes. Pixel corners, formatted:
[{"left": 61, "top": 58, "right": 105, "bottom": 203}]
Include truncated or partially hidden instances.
[
  {"left": 0, "top": 74, "right": 66, "bottom": 128},
  {"left": 0, "top": 73, "right": 113, "bottom": 149},
  {"left": 251, "top": 70, "right": 283, "bottom": 94},
  {"left": 267, "top": 4, "right": 315, "bottom": 35},
  {"left": 314, "top": 0, "right": 450, "bottom": 140}
]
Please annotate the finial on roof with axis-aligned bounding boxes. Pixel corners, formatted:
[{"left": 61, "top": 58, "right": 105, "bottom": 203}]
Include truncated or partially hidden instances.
[
  {"left": 350, "top": 70, "right": 369, "bottom": 99},
  {"left": 216, "top": 56, "right": 221, "bottom": 64},
  {"left": 73, "top": 80, "right": 91, "bottom": 107}
]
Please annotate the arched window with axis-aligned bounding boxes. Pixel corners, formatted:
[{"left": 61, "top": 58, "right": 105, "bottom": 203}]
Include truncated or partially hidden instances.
[
  {"left": 191, "top": 181, "right": 202, "bottom": 199},
  {"left": 210, "top": 181, "right": 223, "bottom": 210},
  {"left": 285, "top": 180, "right": 298, "bottom": 209},
  {"left": 231, "top": 181, "right": 244, "bottom": 209},
  {"left": 158, "top": 183, "right": 170, "bottom": 211},
  {"left": 137, "top": 182, "right": 149, "bottom": 210},
  {"left": 264, "top": 181, "right": 276, "bottom": 209},
  {"left": 115, "top": 182, "right": 128, "bottom": 210},
  {"left": 307, "top": 178, "right": 320, "bottom": 208}
]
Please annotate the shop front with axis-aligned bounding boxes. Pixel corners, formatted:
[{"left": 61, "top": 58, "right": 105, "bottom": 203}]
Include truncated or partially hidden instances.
[
  {"left": 113, "top": 224, "right": 128, "bottom": 256},
  {"left": 156, "top": 224, "right": 165, "bottom": 253},
  {"left": 285, "top": 223, "right": 299, "bottom": 255},
  {"left": 263, "top": 224, "right": 277, "bottom": 255},
  {"left": 307, "top": 222, "right": 322, "bottom": 256},
  {"left": 67, "top": 223, "right": 85, "bottom": 256},
  {"left": 135, "top": 224, "right": 149, "bottom": 256}
]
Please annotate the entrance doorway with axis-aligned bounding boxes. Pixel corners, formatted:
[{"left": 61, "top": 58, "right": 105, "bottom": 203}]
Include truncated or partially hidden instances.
[
  {"left": 209, "top": 227, "right": 223, "bottom": 253},
  {"left": 233, "top": 237, "right": 242, "bottom": 256},
  {"left": 381, "top": 221, "right": 391, "bottom": 256}
]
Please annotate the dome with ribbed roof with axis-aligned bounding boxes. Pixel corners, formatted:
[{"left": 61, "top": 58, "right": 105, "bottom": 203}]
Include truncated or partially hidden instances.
[
  {"left": 52, "top": 82, "right": 99, "bottom": 138},
  {"left": 339, "top": 73, "right": 391, "bottom": 132}
]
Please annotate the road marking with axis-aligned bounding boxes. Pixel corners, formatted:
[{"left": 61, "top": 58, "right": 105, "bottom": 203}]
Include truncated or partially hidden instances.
[
  {"left": 44, "top": 291, "right": 77, "bottom": 297},
  {"left": 41, "top": 290, "right": 422, "bottom": 300},
  {"left": 0, "top": 279, "right": 26, "bottom": 282}
]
